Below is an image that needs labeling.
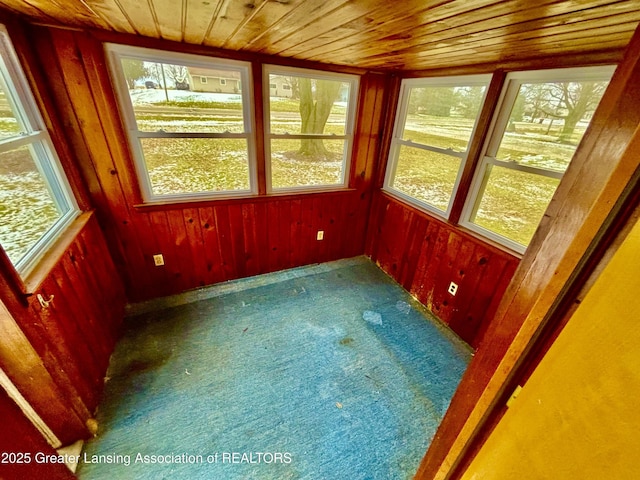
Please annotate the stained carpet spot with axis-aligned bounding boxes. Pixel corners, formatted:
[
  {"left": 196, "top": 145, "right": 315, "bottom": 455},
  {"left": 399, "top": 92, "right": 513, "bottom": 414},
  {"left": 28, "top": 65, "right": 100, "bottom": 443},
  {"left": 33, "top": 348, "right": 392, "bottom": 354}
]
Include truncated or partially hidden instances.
[
  {"left": 363, "top": 310, "right": 383, "bottom": 325},
  {"left": 396, "top": 300, "right": 411, "bottom": 315}
]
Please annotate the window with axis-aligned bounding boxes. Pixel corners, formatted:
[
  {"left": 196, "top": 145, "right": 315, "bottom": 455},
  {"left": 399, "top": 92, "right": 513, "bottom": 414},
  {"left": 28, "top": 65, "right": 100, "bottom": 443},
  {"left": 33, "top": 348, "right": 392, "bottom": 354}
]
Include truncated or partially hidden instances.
[
  {"left": 384, "top": 75, "right": 491, "bottom": 216},
  {"left": 461, "top": 66, "right": 613, "bottom": 252},
  {"left": 220, "top": 78, "right": 226, "bottom": 86},
  {"left": 0, "top": 25, "right": 79, "bottom": 277},
  {"left": 265, "top": 66, "right": 358, "bottom": 192},
  {"left": 107, "top": 44, "right": 256, "bottom": 202}
]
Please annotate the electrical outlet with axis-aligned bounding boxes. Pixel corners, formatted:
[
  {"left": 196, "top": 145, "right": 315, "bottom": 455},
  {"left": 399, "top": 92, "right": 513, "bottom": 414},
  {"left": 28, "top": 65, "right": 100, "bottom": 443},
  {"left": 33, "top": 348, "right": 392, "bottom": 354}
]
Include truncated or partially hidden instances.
[
  {"left": 153, "top": 254, "right": 165, "bottom": 266},
  {"left": 448, "top": 281, "right": 458, "bottom": 296},
  {"left": 317, "top": 230, "right": 324, "bottom": 241}
]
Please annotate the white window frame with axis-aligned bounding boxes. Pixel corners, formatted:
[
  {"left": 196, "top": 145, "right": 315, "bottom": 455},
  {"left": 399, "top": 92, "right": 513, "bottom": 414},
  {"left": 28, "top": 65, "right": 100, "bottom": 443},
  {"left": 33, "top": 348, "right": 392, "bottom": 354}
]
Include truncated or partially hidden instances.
[
  {"left": 0, "top": 25, "right": 79, "bottom": 278},
  {"left": 383, "top": 74, "right": 491, "bottom": 218},
  {"left": 106, "top": 44, "right": 257, "bottom": 202},
  {"left": 219, "top": 78, "right": 226, "bottom": 86},
  {"left": 200, "top": 76, "right": 207, "bottom": 84},
  {"left": 264, "top": 65, "right": 359, "bottom": 193},
  {"left": 460, "top": 66, "right": 615, "bottom": 254}
]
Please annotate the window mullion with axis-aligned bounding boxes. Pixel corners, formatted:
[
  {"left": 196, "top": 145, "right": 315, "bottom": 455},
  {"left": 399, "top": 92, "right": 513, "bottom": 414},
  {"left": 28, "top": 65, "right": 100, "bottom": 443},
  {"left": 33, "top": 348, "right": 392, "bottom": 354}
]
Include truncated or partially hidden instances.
[
  {"left": 134, "top": 131, "right": 248, "bottom": 139},
  {"left": 484, "top": 156, "right": 564, "bottom": 180},
  {"left": 396, "top": 139, "right": 465, "bottom": 159},
  {"left": 0, "top": 131, "right": 45, "bottom": 153}
]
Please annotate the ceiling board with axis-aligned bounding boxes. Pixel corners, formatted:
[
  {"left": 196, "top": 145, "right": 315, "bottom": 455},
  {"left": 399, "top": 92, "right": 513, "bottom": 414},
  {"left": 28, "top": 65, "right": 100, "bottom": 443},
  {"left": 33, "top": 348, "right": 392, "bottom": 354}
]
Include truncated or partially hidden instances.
[
  {"left": 301, "top": 0, "right": 591, "bottom": 64},
  {"left": 1, "top": 0, "right": 638, "bottom": 71}
]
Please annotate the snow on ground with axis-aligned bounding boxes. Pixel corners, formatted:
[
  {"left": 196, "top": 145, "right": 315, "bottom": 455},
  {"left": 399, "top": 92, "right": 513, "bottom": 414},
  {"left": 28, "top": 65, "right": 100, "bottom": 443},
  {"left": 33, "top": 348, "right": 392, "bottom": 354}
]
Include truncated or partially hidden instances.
[
  {"left": 128, "top": 88, "right": 242, "bottom": 105},
  {"left": 127, "top": 88, "right": 294, "bottom": 105},
  {"left": 0, "top": 172, "right": 59, "bottom": 264}
]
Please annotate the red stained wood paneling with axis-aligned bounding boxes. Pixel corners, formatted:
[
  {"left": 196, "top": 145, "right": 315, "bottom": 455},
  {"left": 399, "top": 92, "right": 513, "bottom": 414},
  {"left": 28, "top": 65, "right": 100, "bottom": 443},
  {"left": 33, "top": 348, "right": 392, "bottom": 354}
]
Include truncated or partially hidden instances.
[
  {"left": 32, "top": 26, "right": 383, "bottom": 305},
  {"left": 367, "top": 192, "right": 520, "bottom": 348},
  {"left": 197, "top": 207, "right": 226, "bottom": 286},
  {"left": 2, "top": 214, "right": 126, "bottom": 443},
  {"left": 0, "top": 388, "right": 75, "bottom": 479}
]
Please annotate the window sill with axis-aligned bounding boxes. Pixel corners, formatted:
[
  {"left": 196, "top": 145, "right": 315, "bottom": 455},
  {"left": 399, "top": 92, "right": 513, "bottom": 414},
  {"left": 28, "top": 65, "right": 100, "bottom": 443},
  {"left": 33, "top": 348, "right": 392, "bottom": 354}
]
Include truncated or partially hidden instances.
[
  {"left": 22, "top": 211, "right": 94, "bottom": 295},
  {"left": 133, "top": 188, "right": 357, "bottom": 211},
  {"left": 379, "top": 190, "right": 522, "bottom": 260}
]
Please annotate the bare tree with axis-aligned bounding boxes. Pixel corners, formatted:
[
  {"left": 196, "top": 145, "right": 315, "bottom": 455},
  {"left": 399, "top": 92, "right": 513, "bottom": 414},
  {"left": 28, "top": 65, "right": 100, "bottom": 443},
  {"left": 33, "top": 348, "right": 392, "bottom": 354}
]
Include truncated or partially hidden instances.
[
  {"left": 162, "top": 64, "right": 189, "bottom": 86},
  {"left": 554, "top": 81, "right": 607, "bottom": 143},
  {"left": 521, "top": 81, "right": 607, "bottom": 143},
  {"left": 298, "top": 78, "right": 342, "bottom": 157}
]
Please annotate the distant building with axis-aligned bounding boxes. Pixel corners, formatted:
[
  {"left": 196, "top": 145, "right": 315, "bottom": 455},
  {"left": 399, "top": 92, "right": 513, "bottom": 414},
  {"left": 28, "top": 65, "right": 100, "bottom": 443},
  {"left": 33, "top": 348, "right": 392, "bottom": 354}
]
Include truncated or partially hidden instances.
[
  {"left": 187, "top": 67, "right": 241, "bottom": 93},
  {"left": 269, "top": 75, "right": 293, "bottom": 98}
]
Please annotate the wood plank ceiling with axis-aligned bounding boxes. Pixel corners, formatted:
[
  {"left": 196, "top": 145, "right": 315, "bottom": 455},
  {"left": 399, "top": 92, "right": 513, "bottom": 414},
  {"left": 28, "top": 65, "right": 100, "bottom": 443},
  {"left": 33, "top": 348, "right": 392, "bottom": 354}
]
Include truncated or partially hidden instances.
[{"left": 1, "top": 0, "right": 639, "bottom": 71}]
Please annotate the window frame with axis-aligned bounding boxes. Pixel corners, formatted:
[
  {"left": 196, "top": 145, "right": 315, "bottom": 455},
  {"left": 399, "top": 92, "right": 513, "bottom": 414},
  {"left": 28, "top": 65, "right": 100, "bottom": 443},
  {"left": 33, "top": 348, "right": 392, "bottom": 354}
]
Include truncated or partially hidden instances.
[
  {"left": 263, "top": 64, "right": 359, "bottom": 194},
  {"left": 0, "top": 24, "right": 79, "bottom": 278},
  {"left": 383, "top": 74, "right": 492, "bottom": 219},
  {"left": 105, "top": 43, "right": 257, "bottom": 203},
  {"left": 460, "top": 66, "right": 615, "bottom": 253}
]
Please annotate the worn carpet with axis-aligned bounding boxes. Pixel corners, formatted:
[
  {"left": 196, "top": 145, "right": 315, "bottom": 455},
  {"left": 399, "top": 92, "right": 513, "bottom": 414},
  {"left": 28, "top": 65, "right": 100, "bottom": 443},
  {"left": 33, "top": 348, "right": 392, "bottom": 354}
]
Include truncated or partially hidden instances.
[{"left": 77, "top": 257, "right": 471, "bottom": 479}]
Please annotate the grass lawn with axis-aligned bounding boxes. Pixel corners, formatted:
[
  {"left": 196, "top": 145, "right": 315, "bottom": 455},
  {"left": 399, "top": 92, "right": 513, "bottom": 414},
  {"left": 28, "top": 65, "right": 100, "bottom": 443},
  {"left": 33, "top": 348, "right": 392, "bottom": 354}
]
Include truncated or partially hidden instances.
[{"left": 392, "top": 113, "right": 586, "bottom": 248}]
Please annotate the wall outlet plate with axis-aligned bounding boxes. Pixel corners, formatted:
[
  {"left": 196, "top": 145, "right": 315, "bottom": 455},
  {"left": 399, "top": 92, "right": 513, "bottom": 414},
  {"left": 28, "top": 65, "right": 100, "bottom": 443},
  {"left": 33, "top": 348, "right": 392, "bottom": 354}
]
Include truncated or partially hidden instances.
[{"left": 448, "top": 281, "right": 458, "bottom": 296}]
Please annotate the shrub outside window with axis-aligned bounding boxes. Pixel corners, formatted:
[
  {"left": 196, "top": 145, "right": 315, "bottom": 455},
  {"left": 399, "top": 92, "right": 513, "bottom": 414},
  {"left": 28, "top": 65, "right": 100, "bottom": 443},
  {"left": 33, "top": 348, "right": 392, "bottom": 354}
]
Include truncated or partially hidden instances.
[
  {"left": 265, "top": 66, "right": 359, "bottom": 192},
  {"left": 384, "top": 75, "right": 491, "bottom": 217},
  {"left": 461, "top": 66, "right": 614, "bottom": 253},
  {"left": 0, "top": 25, "right": 79, "bottom": 277},
  {"left": 106, "top": 44, "right": 256, "bottom": 202}
]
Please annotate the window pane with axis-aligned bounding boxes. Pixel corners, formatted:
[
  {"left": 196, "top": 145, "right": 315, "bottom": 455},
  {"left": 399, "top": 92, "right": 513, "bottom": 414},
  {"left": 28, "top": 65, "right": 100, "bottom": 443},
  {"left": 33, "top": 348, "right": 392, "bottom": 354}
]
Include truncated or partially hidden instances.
[
  {"left": 269, "top": 74, "right": 349, "bottom": 135},
  {"left": 0, "top": 77, "right": 25, "bottom": 139},
  {"left": 0, "top": 145, "right": 65, "bottom": 264},
  {"left": 270, "top": 138, "right": 345, "bottom": 189},
  {"left": 385, "top": 77, "right": 489, "bottom": 215},
  {"left": 140, "top": 138, "right": 250, "bottom": 195},
  {"left": 403, "top": 85, "right": 486, "bottom": 152},
  {"left": 391, "top": 145, "right": 461, "bottom": 212},
  {"left": 495, "top": 81, "right": 608, "bottom": 172},
  {"left": 470, "top": 165, "right": 560, "bottom": 247},
  {"left": 121, "top": 59, "right": 245, "bottom": 134}
]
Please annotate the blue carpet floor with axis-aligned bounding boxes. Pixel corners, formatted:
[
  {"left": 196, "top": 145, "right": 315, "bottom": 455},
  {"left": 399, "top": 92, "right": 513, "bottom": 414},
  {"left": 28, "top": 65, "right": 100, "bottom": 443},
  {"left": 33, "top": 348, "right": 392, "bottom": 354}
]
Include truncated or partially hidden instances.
[{"left": 77, "top": 257, "right": 471, "bottom": 479}]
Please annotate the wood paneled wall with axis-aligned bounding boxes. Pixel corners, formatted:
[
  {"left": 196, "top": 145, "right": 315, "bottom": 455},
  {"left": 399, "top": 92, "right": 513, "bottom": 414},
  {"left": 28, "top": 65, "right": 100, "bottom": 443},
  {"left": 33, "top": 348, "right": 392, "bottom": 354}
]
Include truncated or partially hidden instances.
[
  {"left": 366, "top": 192, "right": 519, "bottom": 348},
  {"left": 30, "top": 22, "right": 512, "bottom": 349},
  {"left": 1, "top": 213, "right": 126, "bottom": 444},
  {"left": 0, "top": 388, "right": 74, "bottom": 479},
  {"left": 32, "top": 26, "right": 386, "bottom": 303}
]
